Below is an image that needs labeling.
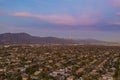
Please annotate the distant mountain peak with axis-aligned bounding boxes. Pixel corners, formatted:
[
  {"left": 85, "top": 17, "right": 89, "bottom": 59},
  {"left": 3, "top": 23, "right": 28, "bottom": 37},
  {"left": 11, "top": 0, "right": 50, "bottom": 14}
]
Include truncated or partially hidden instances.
[
  {"left": 0, "top": 33, "right": 74, "bottom": 44},
  {"left": 0, "top": 32, "right": 31, "bottom": 36},
  {"left": 0, "top": 32, "right": 111, "bottom": 44}
]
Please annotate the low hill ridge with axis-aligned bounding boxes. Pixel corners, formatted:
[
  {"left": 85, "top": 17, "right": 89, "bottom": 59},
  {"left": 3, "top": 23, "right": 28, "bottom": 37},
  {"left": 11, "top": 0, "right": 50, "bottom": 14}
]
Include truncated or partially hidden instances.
[{"left": 0, "top": 33, "right": 109, "bottom": 44}]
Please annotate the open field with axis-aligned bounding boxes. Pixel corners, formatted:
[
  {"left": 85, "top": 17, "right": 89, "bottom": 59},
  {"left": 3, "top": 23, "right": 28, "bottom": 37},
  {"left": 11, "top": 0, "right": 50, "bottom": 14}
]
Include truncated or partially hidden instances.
[{"left": 0, "top": 44, "right": 119, "bottom": 80}]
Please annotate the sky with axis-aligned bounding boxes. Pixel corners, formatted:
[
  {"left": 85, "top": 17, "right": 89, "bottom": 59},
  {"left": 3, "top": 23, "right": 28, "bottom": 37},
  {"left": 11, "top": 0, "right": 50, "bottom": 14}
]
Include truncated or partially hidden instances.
[{"left": 0, "top": 0, "right": 120, "bottom": 42}]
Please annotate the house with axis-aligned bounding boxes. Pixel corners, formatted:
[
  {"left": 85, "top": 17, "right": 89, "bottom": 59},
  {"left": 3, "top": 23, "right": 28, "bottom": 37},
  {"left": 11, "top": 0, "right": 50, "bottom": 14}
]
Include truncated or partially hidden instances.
[
  {"left": 99, "top": 75, "right": 114, "bottom": 80},
  {"left": 22, "top": 74, "right": 28, "bottom": 80},
  {"left": 67, "top": 76, "right": 75, "bottom": 80}
]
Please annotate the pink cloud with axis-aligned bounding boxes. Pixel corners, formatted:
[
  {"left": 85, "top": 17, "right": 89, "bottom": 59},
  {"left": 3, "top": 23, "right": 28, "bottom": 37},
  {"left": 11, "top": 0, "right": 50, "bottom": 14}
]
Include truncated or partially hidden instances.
[
  {"left": 10, "top": 12, "right": 99, "bottom": 25},
  {"left": 11, "top": 12, "right": 32, "bottom": 17},
  {"left": 107, "top": 0, "right": 120, "bottom": 7},
  {"left": 113, "top": 22, "right": 120, "bottom": 25},
  {"left": 76, "top": 15, "right": 97, "bottom": 25},
  {"left": 112, "top": 0, "right": 120, "bottom": 7},
  {"left": 36, "top": 15, "right": 77, "bottom": 25},
  {"left": 109, "top": 21, "right": 120, "bottom": 26},
  {"left": 0, "top": 12, "right": 8, "bottom": 16},
  {"left": 116, "top": 12, "right": 120, "bottom": 16}
]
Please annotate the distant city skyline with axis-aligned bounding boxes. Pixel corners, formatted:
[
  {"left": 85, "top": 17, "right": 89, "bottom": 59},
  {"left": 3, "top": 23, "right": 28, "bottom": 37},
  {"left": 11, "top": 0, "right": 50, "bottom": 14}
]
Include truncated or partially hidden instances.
[{"left": 0, "top": 0, "right": 120, "bottom": 42}]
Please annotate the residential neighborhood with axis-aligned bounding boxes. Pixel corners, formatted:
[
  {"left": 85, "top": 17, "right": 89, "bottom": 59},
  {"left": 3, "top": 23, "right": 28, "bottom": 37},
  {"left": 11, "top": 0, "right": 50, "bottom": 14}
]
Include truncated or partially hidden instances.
[{"left": 0, "top": 44, "right": 119, "bottom": 80}]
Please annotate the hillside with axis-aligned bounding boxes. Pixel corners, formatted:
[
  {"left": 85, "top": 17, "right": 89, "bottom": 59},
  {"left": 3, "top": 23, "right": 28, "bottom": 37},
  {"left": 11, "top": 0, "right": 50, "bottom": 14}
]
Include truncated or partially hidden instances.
[
  {"left": 0, "top": 33, "right": 109, "bottom": 44},
  {"left": 0, "top": 33, "right": 75, "bottom": 44}
]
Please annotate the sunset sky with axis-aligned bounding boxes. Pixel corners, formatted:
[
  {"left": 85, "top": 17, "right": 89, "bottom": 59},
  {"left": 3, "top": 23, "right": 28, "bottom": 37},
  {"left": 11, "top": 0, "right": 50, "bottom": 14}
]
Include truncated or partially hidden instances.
[{"left": 0, "top": 0, "right": 120, "bottom": 42}]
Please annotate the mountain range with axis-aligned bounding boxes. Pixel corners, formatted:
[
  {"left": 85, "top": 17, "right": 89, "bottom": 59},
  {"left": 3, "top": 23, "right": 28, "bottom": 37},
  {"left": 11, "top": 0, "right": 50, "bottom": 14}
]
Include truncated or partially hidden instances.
[{"left": 0, "top": 33, "right": 109, "bottom": 44}]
